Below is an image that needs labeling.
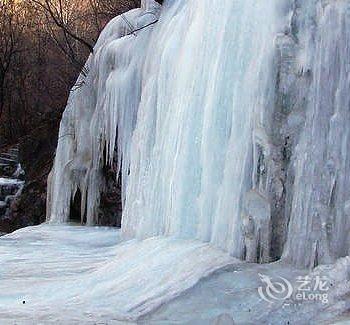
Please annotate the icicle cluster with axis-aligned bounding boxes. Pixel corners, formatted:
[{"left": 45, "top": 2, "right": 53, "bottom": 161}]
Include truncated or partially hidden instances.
[{"left": 47, "top": 0, "right": 161, "bottom": 225}]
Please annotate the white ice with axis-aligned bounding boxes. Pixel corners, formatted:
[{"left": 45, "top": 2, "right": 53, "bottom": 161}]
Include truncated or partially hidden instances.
[
  {"left": 0, "top": 225, "right": 235, "bottom": 323},
  {"left": 47, "top": 0, "right": 281, "bottom": 262},
  {"left": 1, "top": 225, "right": 350, "bottom": 324},
  {"left": 2, "top": 0, "right": 350, "bottom": 323},
  {"left": 283, "top": 0, "right": 350, "bottom": 268}
]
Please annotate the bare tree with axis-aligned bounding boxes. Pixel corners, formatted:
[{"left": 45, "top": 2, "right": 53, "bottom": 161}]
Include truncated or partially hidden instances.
[
  {"left": 29, "top": 0, "right": 95, "bottom": 71},
  {"left": 0, "top": 0, "right": 141, "bottom": 145},
  {"left": 0, "top": 0, "right": 25, "bottom": 118}
]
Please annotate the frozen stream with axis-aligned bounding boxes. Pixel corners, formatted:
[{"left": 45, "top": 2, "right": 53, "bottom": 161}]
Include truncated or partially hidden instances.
[{"left": 1, "top": 225, "right": 349, "bottom": 324}]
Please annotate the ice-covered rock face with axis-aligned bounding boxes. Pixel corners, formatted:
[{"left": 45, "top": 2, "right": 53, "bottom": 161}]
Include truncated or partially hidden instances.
[
  {"left": 48, "top": 0, "right": 350, "bottom": 268},
  {"left": 283, "top": 1, "right": 350, "bottom": 268}
]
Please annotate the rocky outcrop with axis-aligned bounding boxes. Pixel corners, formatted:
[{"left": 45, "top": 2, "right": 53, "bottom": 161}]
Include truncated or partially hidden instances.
[
  {"left": 0, "top": 146, "right": 25, "bottom": 233},
  {"left": 0, "top": 115, "right": 60, "bottom": 233},
  {"left": 0, "top": 146, "right": 20, "bottom": 178}
]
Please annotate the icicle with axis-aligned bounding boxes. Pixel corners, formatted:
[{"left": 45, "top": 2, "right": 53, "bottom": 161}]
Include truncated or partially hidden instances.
[{"left": 47, "top": 1, "right": 161, "bottom": 224}]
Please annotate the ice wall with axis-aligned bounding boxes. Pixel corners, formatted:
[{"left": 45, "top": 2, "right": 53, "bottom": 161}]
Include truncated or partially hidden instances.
[
  {"left": 48, "top": 0, "right": 280, "bottom": 262},
  {"left": 48, "top": 0, "right": 350, "bottom": 268},
  {"left": 121, "top": 0, "right": 280, "bottom": 262},
  {"left": 283, "top": 1, "right": 350, "bottom": 267}
]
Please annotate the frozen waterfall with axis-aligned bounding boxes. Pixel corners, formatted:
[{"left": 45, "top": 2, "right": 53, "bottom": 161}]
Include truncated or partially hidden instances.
[
  {"left": 47, "top": 0, "right": 350, "bottom": 269},
  {"left": 122, "top": 0, "right": 280, "bottom": 261},
  {"left": 3, "top": 0, "right": 350, "bottom": 322},
  {"left": 48, "top": 0, "right": 280, "bottom": 261}
]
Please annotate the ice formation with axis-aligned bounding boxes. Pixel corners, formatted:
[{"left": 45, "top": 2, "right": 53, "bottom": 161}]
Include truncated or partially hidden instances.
[
  {"left": 1, "top": 224, "right": 349, "bottom": 323},
  {"left": 48, "top": 0, "right": 350, "bottom": 269},
  {"left": 47, "top": 0, "right": 162, "bottom": 225},
  {"left": 1, "top": 0, "right": 350, "bottom": 322},
  {"left": 48, "top": 0, "right": 281, "bottom": 262},
  {"left": 0, "top": 177, "right": 24, "bottom": 221},
  {"left": 283, "top": 1, "right": 350, "bottom": 268}
]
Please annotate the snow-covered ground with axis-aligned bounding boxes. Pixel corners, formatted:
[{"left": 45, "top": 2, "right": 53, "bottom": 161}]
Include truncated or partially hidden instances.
[
  {"left": 1, "top": 225, "right": 349, "bottom": 324},
  {"left": 0, "top": 225, "right": 234, "bottom": 323}
]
